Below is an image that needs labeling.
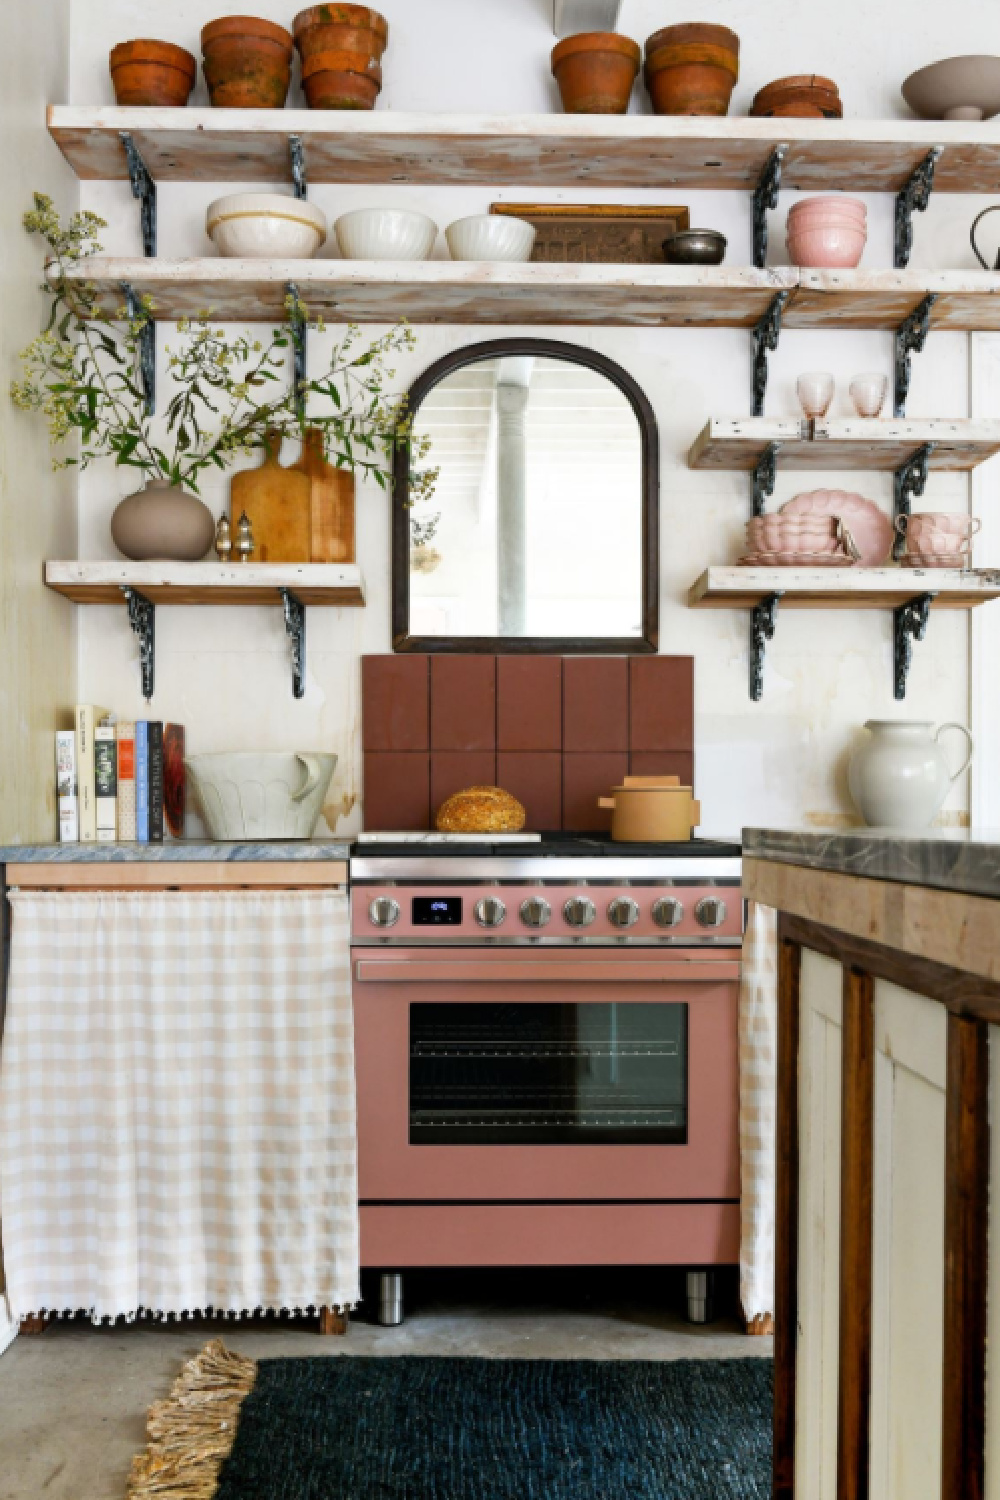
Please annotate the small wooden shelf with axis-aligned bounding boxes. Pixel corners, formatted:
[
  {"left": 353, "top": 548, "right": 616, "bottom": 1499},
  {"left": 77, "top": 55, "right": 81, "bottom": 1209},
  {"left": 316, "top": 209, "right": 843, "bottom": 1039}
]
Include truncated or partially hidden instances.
[
  {"left": 62, "top": 258, "right": 798, "bottom": 328},
  {"left": 47, "top": 107, "right": 1000, "bottom": 193},
  {"left": 44, "top": 560, "right": 365, "bottom": 607},
  {"left": 689, "top": 566, "right": 1000, "bottom": 609},
  {"left": 690, "top": 418, "right": 1000, "bottom": 472},
  {"left": 62, "top": 260, "right": 1000, "bottom": 331}
]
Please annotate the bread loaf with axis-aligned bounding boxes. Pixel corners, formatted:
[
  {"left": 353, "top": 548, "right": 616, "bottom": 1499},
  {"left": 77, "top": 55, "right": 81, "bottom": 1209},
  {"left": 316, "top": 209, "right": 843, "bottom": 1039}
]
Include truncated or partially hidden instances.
[{"left": 435, "top": 785, "right": 527, "bottom": 834}]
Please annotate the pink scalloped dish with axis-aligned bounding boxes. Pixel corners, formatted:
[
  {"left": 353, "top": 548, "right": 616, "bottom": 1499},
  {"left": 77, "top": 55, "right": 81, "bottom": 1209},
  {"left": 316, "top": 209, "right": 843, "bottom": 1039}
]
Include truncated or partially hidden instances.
[{"left": 780, "top": 490, "right": 893, "bottom": 566}]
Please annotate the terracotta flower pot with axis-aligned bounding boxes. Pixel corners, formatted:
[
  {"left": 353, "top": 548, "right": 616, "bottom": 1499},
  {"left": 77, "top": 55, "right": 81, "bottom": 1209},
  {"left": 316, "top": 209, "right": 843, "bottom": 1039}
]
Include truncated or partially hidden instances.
[
  {"left": 109, "top": 39, "right": 197, "bottom": 106},
  {"left": 551, "top": 32, "right": 641, "bottom": 115},
  {"left": 293, "top": 4, "right": 388, "bottom": 62},
  {"left": 644, "top": 23, "right": 738, "bottom": 116},
  {"left": 111, "top": 479, "right": 216, "bottom": 562},
  {"left": 302, "top": 48, "right": 382, "bottom": 109},
  {"left": 201, "top": 15, "right": 294, "bottom": 109}
]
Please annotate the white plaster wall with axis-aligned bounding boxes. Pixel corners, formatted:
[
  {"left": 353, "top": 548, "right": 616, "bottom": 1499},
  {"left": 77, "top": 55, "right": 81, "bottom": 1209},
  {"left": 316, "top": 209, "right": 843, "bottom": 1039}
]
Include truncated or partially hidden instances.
[
  {"left": 68, "top": 0, "right": 1000, "bottom": 837},
  {"left": 0, "top": 0, "right": 77, "bottom": 847}
]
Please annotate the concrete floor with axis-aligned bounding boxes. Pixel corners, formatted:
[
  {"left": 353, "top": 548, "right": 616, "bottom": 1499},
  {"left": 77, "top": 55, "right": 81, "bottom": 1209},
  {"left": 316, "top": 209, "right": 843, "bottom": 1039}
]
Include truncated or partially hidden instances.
[{"left": 0, "top": 1268, "right": 771, "bottom": 1500}]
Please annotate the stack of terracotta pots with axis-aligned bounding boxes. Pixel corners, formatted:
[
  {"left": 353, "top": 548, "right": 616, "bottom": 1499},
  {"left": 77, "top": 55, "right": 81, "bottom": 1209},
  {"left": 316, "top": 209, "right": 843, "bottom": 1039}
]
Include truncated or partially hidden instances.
[
  {"left": 644, "top": 24, "right": 739, "bottom": 115},
  {"left": 293, "top": 5, "right": 389, "bottom": 110},
  {"left": 550, "top": 32, "right": 641, "bottom": 114},
  {"left": 201, "top": 16, "right": 295, "bottom": 108},
  {"left": 109, "top": 40, "right": 198, "bottom": 106},
  {"left": 751, "top": 74, "right": 843, "bottom": 118}
]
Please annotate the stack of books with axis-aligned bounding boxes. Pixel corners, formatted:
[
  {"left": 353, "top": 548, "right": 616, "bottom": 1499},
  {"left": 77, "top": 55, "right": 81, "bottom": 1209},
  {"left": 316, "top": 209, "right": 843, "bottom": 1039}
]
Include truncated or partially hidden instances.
[{"left": 56, "top": 709, "right": 186, "bottom": 844}]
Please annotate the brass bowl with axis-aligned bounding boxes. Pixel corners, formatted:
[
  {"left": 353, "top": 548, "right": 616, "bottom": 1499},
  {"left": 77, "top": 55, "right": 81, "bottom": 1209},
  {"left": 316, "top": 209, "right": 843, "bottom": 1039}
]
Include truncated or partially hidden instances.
[{"left": 662, "top": 228, "right": 727, "bottom": 265}]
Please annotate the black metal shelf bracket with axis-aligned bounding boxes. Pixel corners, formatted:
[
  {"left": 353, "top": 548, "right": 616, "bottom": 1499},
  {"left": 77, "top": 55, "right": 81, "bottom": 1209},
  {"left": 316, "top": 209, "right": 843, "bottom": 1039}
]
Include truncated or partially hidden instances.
[
  {"left": 280, "top": 588, "right": 307, "bottom": 698},
  {"left": 894, "top": 591, "right": 936, "bottom": 699},
  {"left": 894, "top": 293, "right": 937, "bottom": 417},
  {"left": 286, "top": 279, "right": 307, "bottom": 416},
  {"left": 122, "top": 281, "right": 155, "bottom": 416},
  {"left": 289, "top": 134, "right": 307, "bottom": 200},
  {"left": 121, "top": 586, "right": 155, "bottom": 701},
  {"left": 751, "top": 441, "right": 781, "bottom": 518},
  {"left": 752, "top": 291, "right": 788, "bottom": 417},
  {"left": 753, "top": 145, "right": 787, "bottom": 269},
  {"left": 894, "top": 147, "right": 943, "bottom": 270},
  {"left": 750, "top": 592, "right": 782, "bottom": 701},
  {"left": 892, "top": 441, "right": 935, "bottom": 559},
  {"left": 120, "top": 131, "right": 156, "bottom": 257}
]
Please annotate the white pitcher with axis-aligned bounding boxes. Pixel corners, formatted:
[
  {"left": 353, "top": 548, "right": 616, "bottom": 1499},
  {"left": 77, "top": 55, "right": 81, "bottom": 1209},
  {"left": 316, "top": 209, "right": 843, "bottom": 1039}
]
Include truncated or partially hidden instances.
[{"left": 848, "top": 720, "right": 973, "bottom": 829}]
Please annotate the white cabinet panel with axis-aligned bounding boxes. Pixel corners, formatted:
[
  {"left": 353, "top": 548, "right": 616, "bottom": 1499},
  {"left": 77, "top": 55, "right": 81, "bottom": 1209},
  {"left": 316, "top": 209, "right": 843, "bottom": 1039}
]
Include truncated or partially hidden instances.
[
  {"left": 870, "top": 981, "right": 947, "bottom": 1500},
  {"left": 795, "top": 949, "right": 843, "bottom": 1500}
]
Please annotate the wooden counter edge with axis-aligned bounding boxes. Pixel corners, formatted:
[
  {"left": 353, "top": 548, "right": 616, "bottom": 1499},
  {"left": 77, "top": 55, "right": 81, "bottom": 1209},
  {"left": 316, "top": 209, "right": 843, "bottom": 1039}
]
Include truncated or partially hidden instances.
[
  {"left": 744, "top": 855, "right": 1000, "bottom": 986},
  {"left": 4, "top": 860, "right": 348, "bottom": 889}
]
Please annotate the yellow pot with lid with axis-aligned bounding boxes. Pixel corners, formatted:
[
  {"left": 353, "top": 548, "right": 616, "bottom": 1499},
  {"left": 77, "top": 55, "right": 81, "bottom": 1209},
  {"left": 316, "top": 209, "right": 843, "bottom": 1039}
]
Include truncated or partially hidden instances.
[{"left": 598, "top": 776, "right": 701, "bottom": 843}]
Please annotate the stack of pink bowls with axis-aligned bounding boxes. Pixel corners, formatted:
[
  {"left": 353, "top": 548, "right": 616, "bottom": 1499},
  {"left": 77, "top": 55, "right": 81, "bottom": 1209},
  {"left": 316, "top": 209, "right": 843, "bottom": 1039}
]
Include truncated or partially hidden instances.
[
  {"left": 742, "top": 513, "right": 854, "bottom": 566},
  {"left": 786, "top": 195, "right": 867, "bottom": 268}
]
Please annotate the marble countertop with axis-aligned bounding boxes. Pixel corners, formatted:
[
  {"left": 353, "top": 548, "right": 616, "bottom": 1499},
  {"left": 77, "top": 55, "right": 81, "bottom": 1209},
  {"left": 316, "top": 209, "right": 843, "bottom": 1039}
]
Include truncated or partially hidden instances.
[
  {"left": 0, "top": 841, "right": 352, "bottom": 864},
  {"left": 744, "top": 826, "right": 1000, "bottom": 901}
]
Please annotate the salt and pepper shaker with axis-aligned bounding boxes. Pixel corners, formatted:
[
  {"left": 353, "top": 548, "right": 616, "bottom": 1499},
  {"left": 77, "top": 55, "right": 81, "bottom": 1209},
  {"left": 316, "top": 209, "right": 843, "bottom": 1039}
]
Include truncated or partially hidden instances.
[
  {"left": 235, "top": 511, "right": 254, "bottom": 563},
  {"left": 215, "top": 514, "right": 232, "bottom": 561}
]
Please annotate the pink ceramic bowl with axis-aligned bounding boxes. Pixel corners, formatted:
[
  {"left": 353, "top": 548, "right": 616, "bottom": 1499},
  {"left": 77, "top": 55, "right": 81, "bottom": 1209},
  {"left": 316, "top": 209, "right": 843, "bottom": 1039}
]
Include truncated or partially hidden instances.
[
  {"left": 747, "top": 515, "right": 840, "bottom": 553},
  {"left": 902, "top": 525, "right": 968, "bottom": 554},
  {"left": 787, "top": 212, "right": 868, "bottom": 231},
  {"left": 906, "top": 511, "right": 980, "bottom": 538},
  {"left": 787, "top": 226, "right": 866, "bottom": 267},
  {"left": 788, "top": 195, "right": 867, "bottom": 225}
]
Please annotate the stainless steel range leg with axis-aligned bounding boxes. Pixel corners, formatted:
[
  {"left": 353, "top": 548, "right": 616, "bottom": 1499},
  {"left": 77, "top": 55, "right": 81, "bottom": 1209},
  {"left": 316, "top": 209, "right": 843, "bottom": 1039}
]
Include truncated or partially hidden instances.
[
  {"left": 686, "top": 1270, "right": 716, "bottom": 1324},
  {"left": 378, "top": 1272, "right": 404, "bottom": 1326}
]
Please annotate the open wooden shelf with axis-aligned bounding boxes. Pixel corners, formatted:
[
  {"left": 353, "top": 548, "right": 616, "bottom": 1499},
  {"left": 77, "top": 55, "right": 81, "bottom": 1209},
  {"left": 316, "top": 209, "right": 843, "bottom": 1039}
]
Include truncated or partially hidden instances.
[
  {"left": 63, "top": 259, "right": 1000, "bottom": 330},
  {"left": 47, "top": 107, "right": 1000, "bottom": 193},
  {"left": 690, "top": 417, "right": 1000, "bottom": 472},
  {"left": 689, "top": 566, "right": 1000, "bottom": 609},
  {"left": 45, "top": 560, "right": 365, "bottom": 607}
]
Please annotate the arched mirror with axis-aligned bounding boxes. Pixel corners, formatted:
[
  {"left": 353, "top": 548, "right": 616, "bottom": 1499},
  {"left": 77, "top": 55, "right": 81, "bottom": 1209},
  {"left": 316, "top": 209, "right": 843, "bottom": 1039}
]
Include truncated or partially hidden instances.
[{"left": 392, "top": 339, "right": 658, "bottom": 653}]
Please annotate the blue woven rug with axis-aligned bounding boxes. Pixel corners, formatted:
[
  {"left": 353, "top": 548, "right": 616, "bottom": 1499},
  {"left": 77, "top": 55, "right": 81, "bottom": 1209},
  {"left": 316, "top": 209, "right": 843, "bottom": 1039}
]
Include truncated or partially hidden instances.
[{"left": 213, "top": 1356, "right": 772, "bottom": 1499}]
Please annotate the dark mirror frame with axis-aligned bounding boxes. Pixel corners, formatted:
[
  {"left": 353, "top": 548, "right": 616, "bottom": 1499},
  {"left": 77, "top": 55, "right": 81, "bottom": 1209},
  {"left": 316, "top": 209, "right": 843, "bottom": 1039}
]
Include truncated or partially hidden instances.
[{"left": 392, "top": 337, "right": 659, "bottom": 655}]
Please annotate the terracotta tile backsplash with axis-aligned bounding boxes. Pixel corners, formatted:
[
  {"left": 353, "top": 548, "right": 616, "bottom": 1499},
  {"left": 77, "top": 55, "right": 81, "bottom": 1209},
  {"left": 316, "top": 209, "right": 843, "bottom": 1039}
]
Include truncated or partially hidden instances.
[{"left": 362, "top": 655, "right": 695, "bottom": 831}]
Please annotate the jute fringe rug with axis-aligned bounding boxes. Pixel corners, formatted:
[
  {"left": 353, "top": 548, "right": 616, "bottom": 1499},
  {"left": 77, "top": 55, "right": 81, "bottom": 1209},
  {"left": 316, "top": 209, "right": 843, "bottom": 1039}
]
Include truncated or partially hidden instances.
[{"left": 128, "top": 1340, "right": 773, "bottom": 1500}]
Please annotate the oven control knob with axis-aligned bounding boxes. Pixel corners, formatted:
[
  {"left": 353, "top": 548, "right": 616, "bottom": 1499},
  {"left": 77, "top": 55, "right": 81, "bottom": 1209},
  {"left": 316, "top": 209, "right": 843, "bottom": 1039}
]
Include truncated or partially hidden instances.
[
  {"left": 607, "top": 897, "right": 640, "bottom": 929},
  {"left": 652, "top": 897, "right": 684, "bottom": 929},
  {"left": 520, "top": 896, "right": 552, "bottom": 928},
  {"left": 474, "top": 896, "right": 507, "bottom": 929},
  {"left": 695, "top": 897, "right": 728, "bottom": 928},
  {"left": 369, "top": 896, "right": 401, "bottom": 929},
  {"left": 563, "top": 896, "right": 597, "bottom": 928}
]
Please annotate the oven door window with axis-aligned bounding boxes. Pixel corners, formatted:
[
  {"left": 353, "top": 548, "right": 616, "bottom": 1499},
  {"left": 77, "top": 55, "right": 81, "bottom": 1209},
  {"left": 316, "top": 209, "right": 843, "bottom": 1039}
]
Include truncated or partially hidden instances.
[{"left": 409, "top": 1002, "right": 687, "bottom": 1145}]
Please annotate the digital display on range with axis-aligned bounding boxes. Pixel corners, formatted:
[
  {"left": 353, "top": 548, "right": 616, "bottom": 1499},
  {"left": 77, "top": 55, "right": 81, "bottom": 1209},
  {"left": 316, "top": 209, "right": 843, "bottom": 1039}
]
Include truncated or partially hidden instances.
[{"left": 412, "top": 896, "right": 463, "bottom": 926}]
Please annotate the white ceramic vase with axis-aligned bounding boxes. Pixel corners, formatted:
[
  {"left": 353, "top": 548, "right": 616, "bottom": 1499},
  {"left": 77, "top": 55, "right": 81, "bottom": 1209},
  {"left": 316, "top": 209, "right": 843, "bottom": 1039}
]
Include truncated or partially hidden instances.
[{"left": 848, "top": 719, "right": 973, "bottom": 829}]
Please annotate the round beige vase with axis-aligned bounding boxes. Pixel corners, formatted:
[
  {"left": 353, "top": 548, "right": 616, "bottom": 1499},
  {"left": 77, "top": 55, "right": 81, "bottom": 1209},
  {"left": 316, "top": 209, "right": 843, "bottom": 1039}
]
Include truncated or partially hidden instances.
[
  {"left": 110, "top": 478, "right": 216, "bottom": 561},
  {"left": 847, "top": 719, "right": 974, "bottom": 829}
]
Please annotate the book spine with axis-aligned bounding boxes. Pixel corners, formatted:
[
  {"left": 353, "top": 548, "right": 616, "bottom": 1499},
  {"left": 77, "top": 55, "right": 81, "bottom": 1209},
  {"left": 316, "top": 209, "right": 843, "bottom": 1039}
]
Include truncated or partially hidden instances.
[
  {"left": 94, "top": 724, "right": 118, "bottom": 842},
  {"left": 75, "top": 705, "right": 97, "bottom": 843},
  {"left": 148, "top": 722, "right": 164, "bottom": 844},
  {"left": 116, "top": 722, "right": 137, "bottom": 841},
  {"left": 136, "top": 722, "right": 149, "bottom": 844},
  {"left": 55, "top": 730, "right": 79, "bottom": 843}
]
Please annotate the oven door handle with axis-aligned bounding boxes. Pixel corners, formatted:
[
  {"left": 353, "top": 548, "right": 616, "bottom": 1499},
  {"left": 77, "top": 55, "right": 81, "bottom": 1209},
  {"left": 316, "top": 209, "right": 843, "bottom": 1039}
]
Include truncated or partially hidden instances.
[{"left": 353, "top": 959, "right": 741, "bottom": 984}]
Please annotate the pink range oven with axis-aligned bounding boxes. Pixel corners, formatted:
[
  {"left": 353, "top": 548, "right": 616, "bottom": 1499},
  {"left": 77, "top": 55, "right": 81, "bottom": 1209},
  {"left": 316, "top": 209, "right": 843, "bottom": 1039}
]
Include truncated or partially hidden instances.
[{"left": 349, "top": 834, "right": 742, "bottom": 1324}]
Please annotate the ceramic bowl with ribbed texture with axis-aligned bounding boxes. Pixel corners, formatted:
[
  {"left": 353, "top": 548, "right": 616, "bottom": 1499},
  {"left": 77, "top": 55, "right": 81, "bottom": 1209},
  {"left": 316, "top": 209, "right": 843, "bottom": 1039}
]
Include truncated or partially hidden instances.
[
  {"left": 445, "top": 214, "right": 536, "bottom": 262},
  {"left": 335, "top": 207, "right": 438, "bottom": 260}
]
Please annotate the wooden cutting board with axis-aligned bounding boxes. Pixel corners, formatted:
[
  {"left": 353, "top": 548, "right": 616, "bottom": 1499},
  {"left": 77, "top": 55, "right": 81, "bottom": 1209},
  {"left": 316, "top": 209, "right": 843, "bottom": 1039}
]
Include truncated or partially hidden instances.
[
  {"left": 229, "top": 434, "right": 311, "bottom": 563},
  {"left": 289, "top": 428, "right": 356, "bottom": 563}
]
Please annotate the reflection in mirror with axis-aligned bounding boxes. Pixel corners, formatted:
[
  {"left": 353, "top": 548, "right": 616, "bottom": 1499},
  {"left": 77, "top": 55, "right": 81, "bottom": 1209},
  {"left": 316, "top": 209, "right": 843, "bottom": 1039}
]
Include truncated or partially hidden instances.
[{"left": 397, "top": 344, "right": 656, "bottom": 650}]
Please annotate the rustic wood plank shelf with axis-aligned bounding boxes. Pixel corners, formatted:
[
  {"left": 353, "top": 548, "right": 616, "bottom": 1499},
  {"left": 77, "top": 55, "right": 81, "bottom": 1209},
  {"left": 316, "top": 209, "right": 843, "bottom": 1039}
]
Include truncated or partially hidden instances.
[
  {"left": 689, "top": 566, "right": 1000, "bottom": 609},
  {"left": 62, "top": 258, "right": 799, "bottom": 327},
  {"left": 792, "top": 269, "right": 1000, "bottom": 330},
  {"left": 690, "top": 418, "right": 1000, "bottom": 471},
  {"left": 46, "top": 107, "right": 1000, "bottom": 193},
  {"left": 45, "top": 560, "right": 365, "bottom": 606}
]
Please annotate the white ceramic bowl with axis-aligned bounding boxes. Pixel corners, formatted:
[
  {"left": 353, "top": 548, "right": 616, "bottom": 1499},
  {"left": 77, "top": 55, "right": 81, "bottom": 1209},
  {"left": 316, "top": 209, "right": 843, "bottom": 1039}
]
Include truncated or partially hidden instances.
[
  {"left": 445, "top": 214, "right": 536, "bottom": 262},
  {"left": 206, "top": 193, "right": 327, "bottom": 259},
  {"left": 335, "top": 207, "right": 438, "bottom": 261}
]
